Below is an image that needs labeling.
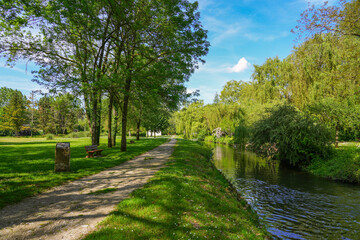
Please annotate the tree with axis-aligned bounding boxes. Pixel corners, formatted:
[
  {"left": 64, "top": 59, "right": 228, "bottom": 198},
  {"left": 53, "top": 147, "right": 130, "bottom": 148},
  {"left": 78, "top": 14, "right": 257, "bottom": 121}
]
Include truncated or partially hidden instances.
[
  {"left": 0, "top": 0, "right": 209, "bottom": 151},
  {"left": 250, "top": 104, "right": 333, "bottom": 167},
  {"left": 28, "top": 91, "right": 40, "bottom": 136},
  {"left": 0, "top": 90, "right": 27, "bottom": 136},
  {"left": 0, "top": 0, "right": 117, "bottom": 145},
  {"left": 219, "top": 80, "right": 243, "bottom": 104},
  {"left": 293, "top": 0, "right": 360, "bottom": 40},
  {"left": 307, "top": 97, "right": 360, "bottom": 147},
  {"left": 0, "top": 87, "right": 16, "bottom": 135},
  {"left": 37, "top": 94, "right": 55, "bottom": 134},
  {"left": 53, "top": 93, "right": 82, "bottom": 134}
]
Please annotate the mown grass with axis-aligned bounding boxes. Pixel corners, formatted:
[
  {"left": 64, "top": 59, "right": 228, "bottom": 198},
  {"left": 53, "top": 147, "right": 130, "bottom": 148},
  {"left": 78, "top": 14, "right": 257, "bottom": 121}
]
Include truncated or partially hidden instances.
[
  {"left": 307, "top": 142, "right": 360, "bottom": 183},
  {"left": 0, "top": 136, "right": 167, "bottom": 209},
  {"left": 84, "top": 139, "right": 268, "bottom": 240}
]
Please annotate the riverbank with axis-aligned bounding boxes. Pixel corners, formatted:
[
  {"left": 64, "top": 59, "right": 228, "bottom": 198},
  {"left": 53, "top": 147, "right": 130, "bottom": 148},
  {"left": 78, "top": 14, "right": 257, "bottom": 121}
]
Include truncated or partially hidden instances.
[
  {"left": 204, "top": 135, "right": 234, "bottom": 145},
  {"left": 84, "top": 139, "right": 268, "bottom": 239},
  {"left": 205, "top": 136, "right": 360, "bottom": 184},
  {"left": 306, "top": 142, "right": 360, "bottom": 183}
]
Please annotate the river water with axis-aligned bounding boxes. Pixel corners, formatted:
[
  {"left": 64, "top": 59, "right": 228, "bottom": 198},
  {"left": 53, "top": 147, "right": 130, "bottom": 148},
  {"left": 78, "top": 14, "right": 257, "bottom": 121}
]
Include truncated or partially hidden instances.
[{"left": 210, "top": 144, "right": 360, "bottom": 239}]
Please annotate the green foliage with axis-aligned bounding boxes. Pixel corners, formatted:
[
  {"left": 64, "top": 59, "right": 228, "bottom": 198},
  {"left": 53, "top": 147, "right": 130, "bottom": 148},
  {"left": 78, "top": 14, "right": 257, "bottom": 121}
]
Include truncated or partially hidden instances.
[
  {"left": 0, "top": 90, "right": 28, "bottom": 136},
  {"left": 307, "top": 142, "right": 360, "bottom": 183},
  {"left": 0, "top": 0, "right": 209, "bottom": 148},
  {"left": 234, "top": 123, "right": 249, "bottom": 148},
  {"left": 45, "top": 134, "right": 55, "bottom": 140},
  {"left": 0, "top": 87, "right": 16, "bottom": 107},
  {"left": 83, "top": 139, "right": 268, "bottom": 239},
  {"left": 203, "top": 135, "right": 233, "bottom": 145},
  {"left": 217, "top": 136, "right": 234, "bottom": 145},
  {"left": 68, "top": 132, "right": 79, "bottom": 138},
  {"left": 307, "top": 97, "right": 360, "bottom": 145},
  {"left": 204, "top": 135, "right": 215, "bottom": 143},
  {"left": 37, "top": 93, "right": 83, "bottom": 136},
  {"left": 173, "top": 101, "right": 245, "bottom": 140},
  {"left": 250, "top": 104, "right": 333, "bottom": 167},
  {"left": 293, "top": 0, "right": 360, "bottom": 41},
  {"left": 196, "top": 129, "right": 207, "bottom": 141}
]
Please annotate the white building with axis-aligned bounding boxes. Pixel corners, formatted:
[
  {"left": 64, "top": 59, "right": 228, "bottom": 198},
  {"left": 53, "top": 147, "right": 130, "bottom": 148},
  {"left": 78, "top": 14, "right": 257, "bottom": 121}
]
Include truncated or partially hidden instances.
[{"left": 146, "top": 130, "right": 162, "bottom": 137}]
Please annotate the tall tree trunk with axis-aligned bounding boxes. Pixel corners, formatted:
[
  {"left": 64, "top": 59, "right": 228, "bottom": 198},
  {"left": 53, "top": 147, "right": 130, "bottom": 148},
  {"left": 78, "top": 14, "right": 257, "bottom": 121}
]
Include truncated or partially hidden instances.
[
  {"left": 335, "top": 123, "right": 339, "bottom": 148},
  {"left": 121, "top": 77, "right": 131, "bottom": 152},
  {"left": 91, "top": 100, "right": 98, "bottom": 145},
  {"left": 96, "top": 94, "right": 102, "bottom": 145},
  {"left": 112, "top": 107, "right": 118, "bottom": 147},
  {"left": 84, "top": 93, "right": 93, "bottom": 136},
  {"left": 90, "top": 91, "right": 101, "bottom": 146},
  {"left": 108, "top": 92, "right": 113, "bottom": 148},
  {"left": 136, "top": 119, "right": 141, "bottom": 140}
]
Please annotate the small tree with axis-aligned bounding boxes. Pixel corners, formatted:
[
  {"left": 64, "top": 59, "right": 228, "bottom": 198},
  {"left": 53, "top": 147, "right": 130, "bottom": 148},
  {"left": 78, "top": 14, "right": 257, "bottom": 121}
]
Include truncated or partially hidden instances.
[
  {"left": 0, "top": 90, "right": 27, "bottom": 136},
  {"left": 249, "top": 104, "right": 333, "bottom": 167},
  {"left": 307, "top": 97, "right": 360, "bottom": 147}
]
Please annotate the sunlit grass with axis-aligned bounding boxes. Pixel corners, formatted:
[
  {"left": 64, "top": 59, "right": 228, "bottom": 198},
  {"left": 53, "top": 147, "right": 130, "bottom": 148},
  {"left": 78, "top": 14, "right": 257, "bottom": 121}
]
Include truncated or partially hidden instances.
[
  {"left": 307, "top": 142, "right": 360, "bottom": 183},
  {"left": 84, "top": 139, "right": 268, "bottom": 240},
  {"left": 0, "top": 136, "right": 167, "bottom": 209}
]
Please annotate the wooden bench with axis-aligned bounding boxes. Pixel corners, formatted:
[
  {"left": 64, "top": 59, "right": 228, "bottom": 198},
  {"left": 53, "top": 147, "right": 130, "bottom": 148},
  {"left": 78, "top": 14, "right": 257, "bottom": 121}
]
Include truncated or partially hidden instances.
[{"left": 85, "top": 145, "right": 103, "bottom": 158}]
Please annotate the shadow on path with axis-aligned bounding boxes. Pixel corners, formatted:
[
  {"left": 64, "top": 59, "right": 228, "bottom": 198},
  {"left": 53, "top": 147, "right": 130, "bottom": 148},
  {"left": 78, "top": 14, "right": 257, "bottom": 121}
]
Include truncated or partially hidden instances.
[{"left": 0, "top": 139, "right": 176, "bottom": 240}]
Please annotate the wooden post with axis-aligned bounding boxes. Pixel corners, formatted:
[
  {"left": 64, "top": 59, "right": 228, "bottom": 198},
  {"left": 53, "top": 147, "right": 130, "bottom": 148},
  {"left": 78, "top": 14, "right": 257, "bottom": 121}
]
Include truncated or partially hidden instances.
[{"left": 55, "top": 142, "right": 70, "bottom": 172}]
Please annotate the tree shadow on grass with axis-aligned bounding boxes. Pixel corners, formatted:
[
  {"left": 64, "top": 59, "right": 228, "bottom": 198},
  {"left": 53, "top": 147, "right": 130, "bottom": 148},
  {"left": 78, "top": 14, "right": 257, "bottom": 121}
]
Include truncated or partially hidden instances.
[{"left": 84, "top": 143, "right": 263, "bottom": 240}]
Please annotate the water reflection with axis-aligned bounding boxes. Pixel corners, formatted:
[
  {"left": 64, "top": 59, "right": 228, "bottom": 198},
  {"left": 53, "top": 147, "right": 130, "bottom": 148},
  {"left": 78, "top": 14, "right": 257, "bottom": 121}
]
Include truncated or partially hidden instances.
[{"left": 210, "top": 144, "right": 360, "bottom": 240}]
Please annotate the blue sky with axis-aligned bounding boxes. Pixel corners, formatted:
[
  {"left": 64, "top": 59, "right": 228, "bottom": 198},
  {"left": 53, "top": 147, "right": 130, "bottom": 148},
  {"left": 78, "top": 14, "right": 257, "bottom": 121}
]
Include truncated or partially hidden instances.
[{"left": 0, "top": 0, "right": 332, "bottom": 102}]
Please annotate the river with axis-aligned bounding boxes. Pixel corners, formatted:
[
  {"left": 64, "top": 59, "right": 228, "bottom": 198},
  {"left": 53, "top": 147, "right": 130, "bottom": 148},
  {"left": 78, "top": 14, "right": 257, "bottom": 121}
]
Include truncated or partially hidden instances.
[{"left": 210, "top": 144, "right": 360, "bottom": 239}]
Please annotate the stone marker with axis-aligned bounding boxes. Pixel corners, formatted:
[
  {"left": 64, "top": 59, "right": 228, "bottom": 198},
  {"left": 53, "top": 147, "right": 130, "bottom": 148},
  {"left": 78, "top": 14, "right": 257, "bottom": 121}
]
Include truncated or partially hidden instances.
[{"left": 55, "top": 142, "right": 70, "bottom": 172}]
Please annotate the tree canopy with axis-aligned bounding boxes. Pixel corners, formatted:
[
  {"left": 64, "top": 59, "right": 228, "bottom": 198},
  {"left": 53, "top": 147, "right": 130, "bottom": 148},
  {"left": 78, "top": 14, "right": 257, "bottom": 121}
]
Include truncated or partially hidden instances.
[{"left": 0, "top": 0, "right": 209, "bottom": 150}]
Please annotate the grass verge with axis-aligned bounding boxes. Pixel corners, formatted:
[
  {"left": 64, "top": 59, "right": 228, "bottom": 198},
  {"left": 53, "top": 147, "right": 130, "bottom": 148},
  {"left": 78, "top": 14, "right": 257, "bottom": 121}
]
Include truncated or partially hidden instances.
[
  {"left": 84, "top": 139, "right": 268, "bottom": 240},
  {"left": 0, "top": 136, "right": 167, "bottom": 209},
  {"left": 306, "top": 142, "right": 360, "bottom": 183}
]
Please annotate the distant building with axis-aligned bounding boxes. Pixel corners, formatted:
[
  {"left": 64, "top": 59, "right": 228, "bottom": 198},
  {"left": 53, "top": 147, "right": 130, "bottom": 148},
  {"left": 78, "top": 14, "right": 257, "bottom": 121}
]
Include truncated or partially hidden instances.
[{"left": 146, "top": 130, "right": 162, "bottom": 137}]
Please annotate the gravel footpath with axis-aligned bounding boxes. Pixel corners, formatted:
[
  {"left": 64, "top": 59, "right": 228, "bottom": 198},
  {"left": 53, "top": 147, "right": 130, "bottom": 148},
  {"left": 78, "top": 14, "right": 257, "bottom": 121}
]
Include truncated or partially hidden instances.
[{"left": 0, "top": 138, "right": 176, "bottom": 240}]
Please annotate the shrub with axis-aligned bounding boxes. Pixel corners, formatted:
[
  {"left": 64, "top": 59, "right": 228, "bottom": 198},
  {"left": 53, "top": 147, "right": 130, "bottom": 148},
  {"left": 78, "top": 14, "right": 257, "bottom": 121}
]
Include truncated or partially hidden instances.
[
  {"left": 234, "top": 123, "right": 249, "bottom": 148},
  {"left": 68, "top": 132, "right": 79, "bottom": 138},
  {"left": 204, "top": 135, "right": 215, "bottom": 143},
  {"left": 223, "top": 136, "right": 234, "bottom": 145},
  {"left": 249, "top": 104, "right": 333, "bottom": 167},
  {"left": 197, "top": 129, "right": 208, "bottom": 141},
  {"left": 45, "top": 134, "right": 55, "bottom": 140}
]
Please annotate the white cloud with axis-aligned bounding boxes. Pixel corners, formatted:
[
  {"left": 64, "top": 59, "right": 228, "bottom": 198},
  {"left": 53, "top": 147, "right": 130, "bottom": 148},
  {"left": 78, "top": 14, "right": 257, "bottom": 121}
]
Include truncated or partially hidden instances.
[
  {"left": 228, "top": 57, "right": 250, "bottom": 73},
  {"left": 186, "top": 88, "right": 197, "bottom": 94}
]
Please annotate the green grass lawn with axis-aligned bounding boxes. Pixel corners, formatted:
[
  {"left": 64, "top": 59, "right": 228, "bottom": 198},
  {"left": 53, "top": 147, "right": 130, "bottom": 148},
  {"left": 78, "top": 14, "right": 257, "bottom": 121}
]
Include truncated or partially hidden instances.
[
  {"left": 84, "top": 139, "right": 268, "bottom": 240},
  {"left": 307, "top": 142, "right": 360, "bottom": 183},
  {"left": 0, "top": 136, "right": 167, "bottom": 209}
]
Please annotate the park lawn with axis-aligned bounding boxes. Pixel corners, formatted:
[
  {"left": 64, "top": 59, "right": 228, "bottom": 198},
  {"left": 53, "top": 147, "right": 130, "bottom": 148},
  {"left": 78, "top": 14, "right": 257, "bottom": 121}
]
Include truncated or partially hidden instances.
[
  {"left": 0, "top": 136, "right": 167, "bottom": 209},
  {"left": 307, "top": 142, "right": 360, "bottom": 183},
  {"left": 84, "top": 139, "right": 268, "bottom": 240}
]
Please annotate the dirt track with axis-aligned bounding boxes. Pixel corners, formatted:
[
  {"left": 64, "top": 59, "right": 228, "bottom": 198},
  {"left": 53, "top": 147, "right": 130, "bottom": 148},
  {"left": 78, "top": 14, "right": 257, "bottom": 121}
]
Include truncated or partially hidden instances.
[{"left": 0, "top": 138, "right": 176, "bottom": 240}]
